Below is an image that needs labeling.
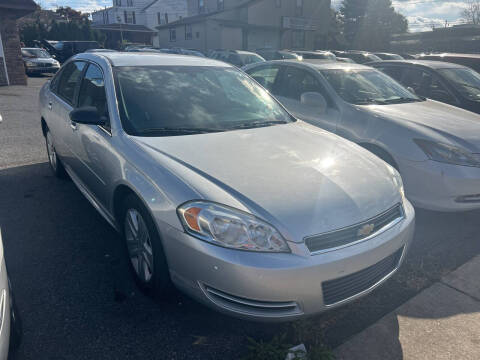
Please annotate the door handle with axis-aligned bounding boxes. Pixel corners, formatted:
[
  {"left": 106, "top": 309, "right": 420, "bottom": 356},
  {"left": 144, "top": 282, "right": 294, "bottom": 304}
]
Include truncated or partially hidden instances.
[
  {"left": 48, "top": 102, "right": 52, "bottom": 110},
  {"left": 70, "top": 121, "right": 77, "bottom": 131}
]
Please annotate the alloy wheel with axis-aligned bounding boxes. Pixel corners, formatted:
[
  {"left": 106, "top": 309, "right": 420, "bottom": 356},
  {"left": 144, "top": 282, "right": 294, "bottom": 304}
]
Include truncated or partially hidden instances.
[{"left": 124, "top": 209, "right": 154, "bottom": 283}]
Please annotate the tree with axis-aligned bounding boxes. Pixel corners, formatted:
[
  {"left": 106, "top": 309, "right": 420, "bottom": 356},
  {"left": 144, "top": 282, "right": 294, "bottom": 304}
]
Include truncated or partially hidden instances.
[
  {"left": 340, "top": 0, "right": 369, "bottom": 47},
  {"left": 341, "top": 0, "right": 408, "bottom": 50},
  {"left": 55, "top": 6, "right": 89, "bottom": 22},
  {"left": 327, "top": 9, "right": 347, "bottom": 50},
  {"left": 461, "top": 0, "right": 480, "bottom": 24}
]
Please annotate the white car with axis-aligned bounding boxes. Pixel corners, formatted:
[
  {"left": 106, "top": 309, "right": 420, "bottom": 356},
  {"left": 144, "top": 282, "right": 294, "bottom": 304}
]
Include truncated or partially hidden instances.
[{"left": 244, "top": 60, "right": 480, "bottom": 212}]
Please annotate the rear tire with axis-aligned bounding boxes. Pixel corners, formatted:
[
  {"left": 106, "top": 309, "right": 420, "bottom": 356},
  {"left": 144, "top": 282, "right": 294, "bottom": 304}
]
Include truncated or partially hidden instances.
[
  {"left": 121, "top": 194, "right": 173, "bottom": 299},
  {"left": 45, "top": 128, "right": 67, "bottom": 178}
]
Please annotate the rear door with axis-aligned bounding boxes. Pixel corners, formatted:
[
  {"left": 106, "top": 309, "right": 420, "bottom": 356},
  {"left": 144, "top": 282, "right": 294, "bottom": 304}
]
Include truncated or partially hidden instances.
[
  {"left": 50, "top": 60, "right": 87, "bottom": 168},
  {"left": 272, "top": 65, "right": 339, "bottom": 133}
]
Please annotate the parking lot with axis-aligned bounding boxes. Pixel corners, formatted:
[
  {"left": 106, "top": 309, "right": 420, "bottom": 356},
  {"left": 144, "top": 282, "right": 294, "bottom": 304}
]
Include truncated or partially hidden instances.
[{"left": 1, "top": 76, "right": 480, "bottom": 359}]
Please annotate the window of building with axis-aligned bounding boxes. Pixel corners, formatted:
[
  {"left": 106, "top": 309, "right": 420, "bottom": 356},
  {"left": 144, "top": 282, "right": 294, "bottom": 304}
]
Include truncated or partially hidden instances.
[
  {"left": 292, "top": 30, "right": 305, "bottom": 49},
  {"left": 295, "top": 0, "right": 303, "bottom": 16},
  {"left": 165, "top": 13, "right": 169, "bottom": 24},
  {"left": 124, "top": 11, "right": 136, "bottom": 24},
  {"left": 157, "top": 12, "right": 161, "bottom": 24},
  {"left": 217, "top": 0, "right": 224, "bottom": 10},
  {"left": 198, "top": 0, "right": 205, "bottom": 13},
  {"left": 169, "top": 28, "right": 176, "bottom": 42},
  {"left": 126, "top": 0, "right": 133, "bottom": 6},
  {"left": 196, "top": 31, "right": 200, "bottom": 39},
  {"left": 185, "top": 25, "right": 193, "bottom": 40},
  {"left": 115, "top": 0, "right": 122, "bottom": 6},
  {"left": 275, "top": 0, "right": 281, "bottom": 8}
]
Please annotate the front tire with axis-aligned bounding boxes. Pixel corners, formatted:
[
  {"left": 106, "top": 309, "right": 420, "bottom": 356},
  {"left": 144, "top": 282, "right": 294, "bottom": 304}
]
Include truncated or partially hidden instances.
[{"left": 121, "top": 194, "right": 173, "bottom": 299}]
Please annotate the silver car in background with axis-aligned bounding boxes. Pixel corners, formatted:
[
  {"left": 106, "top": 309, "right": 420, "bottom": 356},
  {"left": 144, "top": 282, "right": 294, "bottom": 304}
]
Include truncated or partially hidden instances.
[
  {"left": 21, "top": 48, "right": 60, "bottom": 76},
  {"left": 39, "top": 53, "right": 414, "bottom": 321}
]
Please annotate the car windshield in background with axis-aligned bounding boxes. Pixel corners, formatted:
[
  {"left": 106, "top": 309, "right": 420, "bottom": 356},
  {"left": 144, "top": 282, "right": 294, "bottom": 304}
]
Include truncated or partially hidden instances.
[
  {"left": 321, "top": 69, "right": 422, "bottom": 105},
  {"left": 438, "top": 67, "right": 480, "bottom": 102},
  {"left": 22, "top": 49, "right": 50, "bottom": 58},
  {"left": 240, "top": 54, "right": 264, "bottom": 65},
  {"left": 114, "top": 66, "right": 293, "bottom": 136}
]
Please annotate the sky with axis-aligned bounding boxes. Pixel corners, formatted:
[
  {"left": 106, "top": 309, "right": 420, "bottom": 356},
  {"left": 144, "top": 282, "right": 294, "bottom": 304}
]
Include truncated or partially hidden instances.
[{"left": 39, "top": 0, "right": 472, "bottom": 33}]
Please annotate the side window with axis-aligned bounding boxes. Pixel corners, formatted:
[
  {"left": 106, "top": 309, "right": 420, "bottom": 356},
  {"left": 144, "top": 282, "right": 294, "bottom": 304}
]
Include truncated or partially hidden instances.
[
  {"left": 378, "top": 66, "right": 404, "bottom": 82},
  {"left": 227, "top": 54, "right": 243, "bottom": 67},
  {"left": 50, "top": 68, "right": 63, "bottom": 93},
  {"left": 57, "top": 61, "right": 86, "bottom": 104},
  {"left": 277, "top": 67, "right": 324, "bottom": 101},
  {"left": 403, "top": 68, "right": 455, "bottom": 103},
  {"left": 78, "top": 64, "right": 109, "bottom": 128},
  {"left": 247, "top": 66, "right": 280, "bottom": 92}
]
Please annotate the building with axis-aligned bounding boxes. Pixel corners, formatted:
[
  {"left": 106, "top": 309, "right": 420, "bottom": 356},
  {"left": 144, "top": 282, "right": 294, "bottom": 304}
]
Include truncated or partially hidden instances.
[
  {"left": 391, "top": 24, "right": 480, "bottom": 54},
  {"left": 0, "top": 0, "right": 37, "bottom": 86},
  {"left": 92, "top": 0, "right": 188, "bottom": 48},
  {"left": 157, "top": 0, "right": 331, "bottom": 52}
]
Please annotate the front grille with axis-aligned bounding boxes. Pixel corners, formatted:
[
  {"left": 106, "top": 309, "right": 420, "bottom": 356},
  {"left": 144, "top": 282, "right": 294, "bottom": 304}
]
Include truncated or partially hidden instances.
[
  {"left": 204, "top": 286, "right": 301, "bottom": 317},
  {"left": 322, "top": 247, "right": 404, "bottom": 306},
  {"left": 305, "top": 204, "right": 403, "bottom": 253},
  {"left": 39, "top": 63, "right": 52, "bottom": 68}
]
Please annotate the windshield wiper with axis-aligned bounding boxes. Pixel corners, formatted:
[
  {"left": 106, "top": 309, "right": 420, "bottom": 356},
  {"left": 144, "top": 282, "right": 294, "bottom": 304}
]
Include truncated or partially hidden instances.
[
  {"left": 356, "top": 99, "right": 388, "bottom": 105},
  {"left": 383, "top": 97, "right": 421, "bottom": 104},
  {"left": 137, "top": 127, "right": 223, "bottom": 135},
  {"left": 229, "top": 120, "right": 288, "bottom": 130}
]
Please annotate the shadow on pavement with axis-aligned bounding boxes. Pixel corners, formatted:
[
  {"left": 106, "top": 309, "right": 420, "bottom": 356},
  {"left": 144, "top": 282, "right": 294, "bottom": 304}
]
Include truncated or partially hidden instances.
[{"left": 1, "top": 162, "right": 479, "bottom": 359}]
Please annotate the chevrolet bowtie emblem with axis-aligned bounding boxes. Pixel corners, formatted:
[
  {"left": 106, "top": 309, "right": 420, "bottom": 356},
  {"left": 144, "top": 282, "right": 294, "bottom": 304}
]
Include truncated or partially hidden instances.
[{"left": 358, "top": 223, "right": 375, "bottom": 237}]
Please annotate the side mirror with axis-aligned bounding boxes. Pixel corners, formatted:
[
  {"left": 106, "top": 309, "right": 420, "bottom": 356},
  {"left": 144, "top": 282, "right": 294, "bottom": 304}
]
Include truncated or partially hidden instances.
[
  {"left": 301, "top": 92, "right": 327, "bottom": 113},
  {"left": 69, "top": 107, "right": 105, "bottom": 125}
]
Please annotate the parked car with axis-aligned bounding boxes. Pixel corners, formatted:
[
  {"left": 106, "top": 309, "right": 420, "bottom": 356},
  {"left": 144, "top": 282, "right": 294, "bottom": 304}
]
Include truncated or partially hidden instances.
[
  {"left": 0, "top": 228, "right": 22, "bottom": 360},
  {"left": 127, "top": 48, "right": 163, "bottom": 53},
  {"left": 39, "top": 53, "right": 414, "bottom": 321},
  {"left": 333, "top": 51, "right": 382, "bottom": 64},
  {"left": 373, "top": 53, "right": 404, "bottom": 60},
  {"left": 336, "top": 57, "right": 355, "bottom": 63},
  {"left": 38, "top": 40, "right": 100, "bottom": 63},
  {"left": 244, "top": 60, "right": 480, "bottom": 212},
  {"left": 209, "top": 50, "right": 265, "bottom": 67},
  {"left": 21, "top": 48, "right": 60, "bottom": 76},
  {"left": 85, "top": 49, "right": 118, "bottom": 53},
  {"left": 255, "top": 49, "right": 302, "bottom": 61},
  {"left": 370, "top": 60, "right": 480, "bottom": 114},
  {"left": 417, "top": 53, "right": 480, "bottom": 73},
  {"left": 295, "top": 50, "right": 336, "bottom": 61},
  {"left": 158, "top": 48, "right": 206, "bottom": 57}
]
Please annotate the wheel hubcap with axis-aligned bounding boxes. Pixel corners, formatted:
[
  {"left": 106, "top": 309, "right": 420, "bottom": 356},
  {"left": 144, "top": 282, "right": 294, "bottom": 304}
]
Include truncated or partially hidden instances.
[
  {"left": 124, "top": 209, "right": 154, "bottom": 283},
  {"left": 46, "top": 132, "right": 57, "bottom": 170}
]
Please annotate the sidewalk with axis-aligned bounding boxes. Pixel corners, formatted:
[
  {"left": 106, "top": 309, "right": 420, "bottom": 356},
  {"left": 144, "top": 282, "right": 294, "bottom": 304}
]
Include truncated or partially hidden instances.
[{"left": 334, "top": 255, "right": 480, "bottom": 360}]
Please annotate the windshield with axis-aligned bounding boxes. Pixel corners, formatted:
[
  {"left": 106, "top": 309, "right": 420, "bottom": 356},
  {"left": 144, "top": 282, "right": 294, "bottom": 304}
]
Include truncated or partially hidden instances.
[
  {"left": 438, "top": 67, "right": 480, "bottom": 102},
  {"left": 240, "top": 54, "right": 265, "bottom": 65},
  {"left": 321, "top": 69, "right": 422, "bottom": 105},
  {"left": 22, "top": 49, "right": 50, "bottom": 58},
  {"left": 114, "top": 66, "right": 293, "bottom": 136}
]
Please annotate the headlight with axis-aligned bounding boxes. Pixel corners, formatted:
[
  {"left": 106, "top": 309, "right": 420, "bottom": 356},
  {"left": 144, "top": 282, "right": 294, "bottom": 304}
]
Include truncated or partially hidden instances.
[
  {"left": 177, "top": 201, "right": 290, "bottom": 252},
  {"left": 389, "top": 166, "right": 405, "bottom": 203},
  {"left": 53, "top": 60, "right": 60, "bottom": 66},
  {"left": 414, "top": 139, "right": 480, "bottom": 167},
  {"left": 25, "top": 61, "right": 35, "bottom": 67}
]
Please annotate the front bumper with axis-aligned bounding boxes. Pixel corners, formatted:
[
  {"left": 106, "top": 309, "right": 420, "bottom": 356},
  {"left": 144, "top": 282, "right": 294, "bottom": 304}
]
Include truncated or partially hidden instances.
[
  {"left": 25, "top": 66, "right": 59, "bottom": 74},
  {"left": 160, "top": 200, "right": 415, "bottom": 321},
  {"left": 399, "top": 158, "right": 480, "bottom": 212}
]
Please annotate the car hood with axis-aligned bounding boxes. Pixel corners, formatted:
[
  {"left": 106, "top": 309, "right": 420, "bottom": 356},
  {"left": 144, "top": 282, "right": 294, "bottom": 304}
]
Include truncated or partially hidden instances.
[
  {"left": 131, "top": 122, "right": 402, "bottom": 242},
  {"left": 362, "top": 100, "right": 480, "bottom": 151}
]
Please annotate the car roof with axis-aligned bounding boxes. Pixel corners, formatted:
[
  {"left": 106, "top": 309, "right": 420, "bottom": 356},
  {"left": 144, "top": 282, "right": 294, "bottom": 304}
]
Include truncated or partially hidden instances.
[
  {"left": 250, "top": 59, "right": 371, "bottom": 71},
  {"left": 369, "top": 59, "right": 466, "bottom": 69},
  {"left": 421, "top": 53, "right": 480, "bottom": 59},
  {"left": 75, "top": 52, "right": 230, "bottom": 67}
]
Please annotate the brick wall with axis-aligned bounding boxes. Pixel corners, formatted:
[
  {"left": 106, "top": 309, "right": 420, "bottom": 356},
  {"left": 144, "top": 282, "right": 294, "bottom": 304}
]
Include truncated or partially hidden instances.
[{"left": 0, "top": 14, "right": 27, "bottom": 86}]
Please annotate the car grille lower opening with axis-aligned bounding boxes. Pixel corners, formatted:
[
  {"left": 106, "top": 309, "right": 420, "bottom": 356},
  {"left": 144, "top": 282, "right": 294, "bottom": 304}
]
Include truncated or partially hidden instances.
[
  {"left": 305, "top": 204, "right": 404, "bottom": 253},
  {"left": 322, "top": 246, "right": 404, "bottom": 306},
  {"left": 203, "top": 286, "right": 301, "bottom": 317}
]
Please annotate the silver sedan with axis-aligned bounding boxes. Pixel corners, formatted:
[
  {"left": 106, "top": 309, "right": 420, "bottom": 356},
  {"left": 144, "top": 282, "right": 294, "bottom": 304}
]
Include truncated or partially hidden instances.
[{"left": 39, "top": 53, "right": 414, "bottom": 321}]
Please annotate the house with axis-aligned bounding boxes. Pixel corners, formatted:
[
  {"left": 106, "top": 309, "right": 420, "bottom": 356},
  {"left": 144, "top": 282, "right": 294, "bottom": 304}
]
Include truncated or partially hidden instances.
[
  {"left": 157, "top": 0, "right": 331, "bottom": 52},
  {"left": 0, "top": 0, "right": 37, "bottom": 86},
  {"left": 92, "top": 0, "right": 188, "bottom": 48}
]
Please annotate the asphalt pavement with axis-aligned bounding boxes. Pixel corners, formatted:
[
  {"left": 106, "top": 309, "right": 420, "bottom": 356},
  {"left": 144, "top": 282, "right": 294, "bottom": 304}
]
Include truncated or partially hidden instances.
[{"left": 0, "top": 77, "right": 479, "bottom": 359}]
